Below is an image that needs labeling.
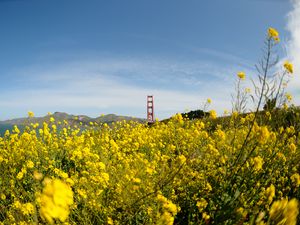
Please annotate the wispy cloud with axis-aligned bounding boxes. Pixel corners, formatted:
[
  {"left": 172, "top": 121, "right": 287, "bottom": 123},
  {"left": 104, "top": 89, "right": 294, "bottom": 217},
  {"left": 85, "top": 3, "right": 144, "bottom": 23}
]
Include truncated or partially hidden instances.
[
  {"left": 189, "top": 47, "right": 254, "bottom": 69},
  {"left": 0, "top": 54, "right": 246, "bottom": 120}
]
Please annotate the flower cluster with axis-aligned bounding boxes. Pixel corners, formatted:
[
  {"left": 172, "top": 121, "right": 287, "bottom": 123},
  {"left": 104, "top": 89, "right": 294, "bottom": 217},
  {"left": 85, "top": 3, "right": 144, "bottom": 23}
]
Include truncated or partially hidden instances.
[
  {"left": 268, "top": 27, "right": 280, "bottom": 42},
  {"left": 284, "top": 61, "right": 294, "bottom": 74},
  {"left": 39, "top": 178, "right": 74, "bottom": 224}
]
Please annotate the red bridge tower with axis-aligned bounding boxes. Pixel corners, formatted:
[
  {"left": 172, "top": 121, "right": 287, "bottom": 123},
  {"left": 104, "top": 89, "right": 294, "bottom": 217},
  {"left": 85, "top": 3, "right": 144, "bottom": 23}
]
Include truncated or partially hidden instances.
[{"left": 147, "top": 95, "right": 155, "bottom": 124}]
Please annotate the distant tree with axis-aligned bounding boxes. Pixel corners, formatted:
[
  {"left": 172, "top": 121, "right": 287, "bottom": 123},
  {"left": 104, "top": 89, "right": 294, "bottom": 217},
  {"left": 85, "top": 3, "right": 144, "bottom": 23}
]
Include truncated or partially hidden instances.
[{"left": 263, "top": 98, "right": 276, "bottom": 111}]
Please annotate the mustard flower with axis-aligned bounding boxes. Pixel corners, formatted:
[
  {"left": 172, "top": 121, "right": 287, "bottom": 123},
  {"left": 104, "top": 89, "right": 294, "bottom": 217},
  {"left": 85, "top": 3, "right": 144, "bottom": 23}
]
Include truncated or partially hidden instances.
[
  {"left": 253, "top": 156, "right": 263, "bottom": 171},
  {"left": 28, "top": 111, "right": 34, "bottom": 118},
  {"left": 196, "top": 198, "right": 208, "bottom": 212},
  {"left": 33, "top": 171, "right": 43, "bottom": 180},
  {"left": 26, "top": 160, "right": 34, "bottom": 169},
  {"left": 178, "top": 155, "right": 186, "bottom": 164},
  {"left": 289, "top": 143, "right": 297, "bottom": 153},
  {"left": 202, "top": 212, "right": 210, "bottom": 221},
  {"left": 107, "top": 217, "right": 113, "bottom": 225},
  {"left": 236, "top": 207, "right": 247, "bottom": 218},
  {"left": 265, "top": 184, "right": 275, "bottom": 204},
  {"left": 284, "top": 61, "right": 294, "bottom": 74},
  {"left": 21, "top": 203, "right": 35, "bottom": 216},
  {"left": 285, "top": 93, "right": 293, "bottom": 102},
  {"left": 157, "top": 211, "right": 175, "bottom": 225},
  {"left": 40, "top": 178, "right": 73, "bottom": 224},
  {"left": 290, "top": 173, "right": 300, "bottom": 187},
  {"left": 245, "top": 88, "right": 251, "bottom": 93},
  {"left": 270, "top": 198, "right": 299, "bottom": 225},
  {"left": 237, "top": 71, "right": 246, "bottom": 80},
  {"left": 209, "top": 110, "right": 217, "bottom": 119},
  {"left": 0, "top": 194, "right": 6, "bottom": 200},
  {"left": 268, "top": 27, "right": 279, "bottom": 40},
  {"left": 258, "top": 126, "right": 270, "bottom": 144},
  {"left": 16, "top": 171, "right": 24, "bottom": 180}
]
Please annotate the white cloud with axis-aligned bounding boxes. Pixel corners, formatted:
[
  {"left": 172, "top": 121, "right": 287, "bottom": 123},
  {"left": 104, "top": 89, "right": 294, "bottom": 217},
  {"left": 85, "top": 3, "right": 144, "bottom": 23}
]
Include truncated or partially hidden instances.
[
  {"left": 286, "top": 0, "right": 300, "bottom": 102},
  {"left": 0, "top": 56, "right": 241, "bottom": 120}
]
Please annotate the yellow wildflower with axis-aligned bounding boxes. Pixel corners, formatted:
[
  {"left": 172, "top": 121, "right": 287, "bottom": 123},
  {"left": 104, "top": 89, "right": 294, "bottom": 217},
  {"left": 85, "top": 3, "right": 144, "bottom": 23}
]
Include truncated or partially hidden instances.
[
  {"left": 268, "top": 27, "right": 279, "bottom": 40},
  {"left": 274, "top": 36, "right": 280, "bottom": 43},
  {"left": 28, "top": 111, "right": 34, "bottom": 118},
  {"left": 77, "top": 189, "right": 88, "bottom": 199},
  {"left": 173, "top": 113, "right": 183, "bottom": 122},
  {"left": 284, "top": 61, "right": 293, "bottom": 74},
  {"left": 289, "top": 143, "right": 297, "bottom": 153},
  {"left": 40, "top": 178, "right": 73, "bottom": 224},
  {"left": 270, "top": 198, "right": 299, "bottom": 225},
  {"left": 236, "top": 207, "right": 247, "bottom": 218},
  {"left": 16, "top": 171, "right": 24, "bottom": 180},
  {"left": 13, "top": 200, "right": 22, "bottom": 209},
  {"left": 196, "top": 198, "right": 208, "bottom": 212},
  {"left": 178, "top": 155, "right": 186, "bottom": 164},
  {"left": 132, "top": 177, "right": 141, "bottom": 184},
  {"left": 107, "top": 217, "right": 114, "bottom": 225},
  {"left": 285, "top": 93, "right": 293, "bottom": 102},
  {"left": 157, "top": 194, "right": 178, "bottom": 215},
  {"left": 21, "top": 203, "right": 35, "bottom": 216},
  {"left": 202, "top": 212, "right": 210, "bottom": 221},
  {"left": 156, "top": 194, "right": 178, "bottom": 225},
  {"left": 256, "top": 212, "right": 266, "bottom": 225},
  {"left": 265, "top": 184, "right": 275, "bottom": 204},
  {"left": 26, "top": 160, "right": 34, "bottom": 169},
  {"left": 245, "top": 88, "right": 251, "bottom": 93},
  {"left": 253, "top": 156, "right": 264, "bottom": 171},
  {"left": 237, "top": 71, "right": 246, "bottom": 80},
  {"left": 258, "top": 126, "right": 270, "bottom": 144},
  {"left": 33, "top": 171, "right": 43, "bottom": 180},
  {"left": 209, "top": 110, "right": 217, "bottom": 119},
  {"left": 207, "top": 98, "right": 212, "bottom": 104},
  {"left": 290, "top": 173, "right": 300, "bottom": 187},
  {"left": 1, "top": 194, "right": 6, "bottom": 200},
  {"left": 157, "top": 211, "right": 175, "bottom": 225}
]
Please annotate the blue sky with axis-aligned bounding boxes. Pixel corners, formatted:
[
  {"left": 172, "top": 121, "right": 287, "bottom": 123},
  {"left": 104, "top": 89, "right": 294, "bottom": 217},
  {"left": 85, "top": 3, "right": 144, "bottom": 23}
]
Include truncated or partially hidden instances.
[{"left": 0, "top": 0, "right": 298, "bottom": 120}]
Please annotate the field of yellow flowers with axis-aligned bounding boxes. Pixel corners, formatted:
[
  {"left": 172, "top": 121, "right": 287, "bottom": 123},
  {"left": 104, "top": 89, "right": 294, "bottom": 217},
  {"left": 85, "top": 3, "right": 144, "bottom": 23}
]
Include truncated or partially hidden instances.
[
  {"left": 0, "top": 28, "right": 299, "bottom": 225},
  {"left": 0, "top": 111, "right": 299, "bottom": 225}
]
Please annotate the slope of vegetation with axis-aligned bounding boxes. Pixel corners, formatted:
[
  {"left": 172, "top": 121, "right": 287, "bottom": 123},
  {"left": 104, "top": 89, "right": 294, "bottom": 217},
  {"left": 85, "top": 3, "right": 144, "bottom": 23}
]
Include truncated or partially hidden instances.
[{"left": 0, "top": 111, "right": 299, "bottom": 224}]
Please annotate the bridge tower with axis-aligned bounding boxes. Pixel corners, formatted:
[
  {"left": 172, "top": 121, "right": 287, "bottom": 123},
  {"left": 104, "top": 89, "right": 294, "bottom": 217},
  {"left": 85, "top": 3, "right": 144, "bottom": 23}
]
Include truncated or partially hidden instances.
[{"left": 147, "top": 95, "right": 155, "bottom": 124}]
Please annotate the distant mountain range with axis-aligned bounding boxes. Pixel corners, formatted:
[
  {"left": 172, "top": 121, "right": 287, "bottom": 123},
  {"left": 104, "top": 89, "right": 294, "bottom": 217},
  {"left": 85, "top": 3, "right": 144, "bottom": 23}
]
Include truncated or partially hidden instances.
[
  {"left": 0, "top": 112, "right": 146, "bottom": 135},
  {"left": 0, "top": 109, "right": 211, "bottom": 136}
]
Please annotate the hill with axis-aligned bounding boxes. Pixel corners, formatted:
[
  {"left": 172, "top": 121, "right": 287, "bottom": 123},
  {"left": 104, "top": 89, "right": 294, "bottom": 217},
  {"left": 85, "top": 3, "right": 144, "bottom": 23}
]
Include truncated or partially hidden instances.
[{"left": 0, "top": 112, "right": 146, "bottom": 135}]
